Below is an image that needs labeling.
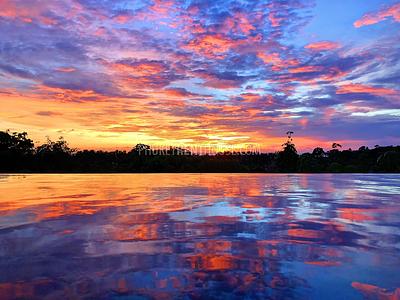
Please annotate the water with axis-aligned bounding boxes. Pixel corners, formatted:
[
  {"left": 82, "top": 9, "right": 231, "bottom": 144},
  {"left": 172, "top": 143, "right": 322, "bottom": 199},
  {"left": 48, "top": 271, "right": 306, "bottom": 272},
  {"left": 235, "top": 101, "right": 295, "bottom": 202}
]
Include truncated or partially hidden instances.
[{"left": 0, "top": 174, "right": 399, "bottom": 300}]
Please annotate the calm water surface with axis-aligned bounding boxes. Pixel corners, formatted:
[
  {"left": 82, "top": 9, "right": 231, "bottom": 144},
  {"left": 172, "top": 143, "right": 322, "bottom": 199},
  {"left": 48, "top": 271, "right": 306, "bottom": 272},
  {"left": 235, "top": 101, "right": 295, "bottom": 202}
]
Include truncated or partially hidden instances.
[{"left": 0, "top": 174, "right": 399, "bottom": 300}]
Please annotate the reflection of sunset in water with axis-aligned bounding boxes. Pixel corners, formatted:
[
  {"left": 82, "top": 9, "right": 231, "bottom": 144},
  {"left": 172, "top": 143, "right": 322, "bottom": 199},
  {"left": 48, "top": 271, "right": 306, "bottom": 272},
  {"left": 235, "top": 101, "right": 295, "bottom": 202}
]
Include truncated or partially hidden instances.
[{"left": 0, "top": 174, "right": 399, "bottom": 299}]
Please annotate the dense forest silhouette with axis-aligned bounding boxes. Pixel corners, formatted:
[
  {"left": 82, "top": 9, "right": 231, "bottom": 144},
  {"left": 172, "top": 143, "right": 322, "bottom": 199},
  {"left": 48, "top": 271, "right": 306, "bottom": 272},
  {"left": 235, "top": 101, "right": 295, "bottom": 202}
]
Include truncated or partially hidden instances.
[{"left": 1, "top": 130, "right": 399, "bottom": 173}]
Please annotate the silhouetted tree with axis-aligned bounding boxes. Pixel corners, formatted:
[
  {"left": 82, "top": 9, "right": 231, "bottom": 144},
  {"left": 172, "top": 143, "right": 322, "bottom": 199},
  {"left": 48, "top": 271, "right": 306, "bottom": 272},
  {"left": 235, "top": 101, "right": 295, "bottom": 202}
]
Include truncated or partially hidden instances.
[
  {"left": 277, "top": 131, "right": 299, "bottom": 172},
  {"left": 169, "top": 146, "right": 191, "bottom": 156},
  {"left": 312, "top": 147, "right": 325, "bottom": 158},
  {"left": 36, "top": 136, "right": 74, "bottom": 155},
  {"left": 1, "top": 130, "right": 399, "bottom": 173},
  {"left": 376, "top": 151, "right": 400, "bottom": 172},
  {"left": 0, "top": 130, "right": 34, "bottom": 154},
  {"left": 332, "top": 143, "right": 342, "bottom": 149},
  {"left": 132, "top": 144, "right": 151, "bottom": 155},
  {"left": 0, "top": 130, "right": 35, "bottom": 171}
]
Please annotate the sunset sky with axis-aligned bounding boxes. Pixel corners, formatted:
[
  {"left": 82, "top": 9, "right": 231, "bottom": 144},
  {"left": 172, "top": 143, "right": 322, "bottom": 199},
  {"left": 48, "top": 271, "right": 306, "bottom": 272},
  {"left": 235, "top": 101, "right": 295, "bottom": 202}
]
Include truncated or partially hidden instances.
[{"left": 0, "top": 0, "right": 399, "bottom": 151}]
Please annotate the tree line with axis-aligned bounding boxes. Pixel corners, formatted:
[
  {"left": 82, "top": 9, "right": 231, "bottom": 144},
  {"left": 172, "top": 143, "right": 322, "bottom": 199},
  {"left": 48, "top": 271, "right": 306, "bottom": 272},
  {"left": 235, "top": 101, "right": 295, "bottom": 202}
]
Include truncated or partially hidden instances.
[{"left": 0, "top": 130, "right": 399, "bottom": 173}]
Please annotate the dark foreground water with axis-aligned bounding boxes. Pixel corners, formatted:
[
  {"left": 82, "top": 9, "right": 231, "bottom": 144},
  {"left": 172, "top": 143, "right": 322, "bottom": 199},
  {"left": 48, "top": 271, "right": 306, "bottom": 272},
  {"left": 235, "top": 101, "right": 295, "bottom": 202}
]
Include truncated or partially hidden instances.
[{"left": 0, "top": 174, "right": 399, "bottom": 300}]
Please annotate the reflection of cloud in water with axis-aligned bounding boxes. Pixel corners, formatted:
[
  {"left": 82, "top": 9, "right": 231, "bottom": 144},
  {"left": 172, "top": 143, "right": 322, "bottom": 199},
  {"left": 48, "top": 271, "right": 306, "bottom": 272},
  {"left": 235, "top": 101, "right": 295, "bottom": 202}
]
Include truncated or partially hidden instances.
[{"left": 0, "top": 174, "right": 399, "bottom": 299}]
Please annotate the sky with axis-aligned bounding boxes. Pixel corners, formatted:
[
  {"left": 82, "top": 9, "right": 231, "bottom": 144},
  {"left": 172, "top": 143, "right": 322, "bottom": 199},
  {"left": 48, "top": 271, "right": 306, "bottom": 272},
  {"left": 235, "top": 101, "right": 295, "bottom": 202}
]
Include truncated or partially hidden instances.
[{"left": 0, "top": 0, "right": 399, "bottom": 152}]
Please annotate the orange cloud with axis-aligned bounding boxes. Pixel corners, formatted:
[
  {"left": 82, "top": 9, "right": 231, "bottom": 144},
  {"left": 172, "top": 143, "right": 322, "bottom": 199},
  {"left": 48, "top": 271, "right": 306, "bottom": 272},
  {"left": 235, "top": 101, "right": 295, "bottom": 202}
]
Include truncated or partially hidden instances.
[
  {"left": 354, "top": 3, "right": 400, "bottom": 28},
  {"left": 240, "top": 93, "right": 262, "bottom": 103},
  {"left": 184, "top": 33, "right": 239, "bottom": 58},
  {"left": 111, "top": 60, "right": 167, "bottom": 76},
  {"left": 258, "top": 52, "right": 282, "bottom": 65},
  {"left": 258, "top": 52, "right": 299, "bottom": 71},
  {"left": 305, "top": 41, "right": 340, "bottom": 51},
  {"left": 162, "top": 88, "right": 193, "bottom": 98},
  {"left": 336, "top": 84, "right": 397, "bottom": 95},
  {"left": 289, "top": 66, "right": 323, "bottom": 73}
]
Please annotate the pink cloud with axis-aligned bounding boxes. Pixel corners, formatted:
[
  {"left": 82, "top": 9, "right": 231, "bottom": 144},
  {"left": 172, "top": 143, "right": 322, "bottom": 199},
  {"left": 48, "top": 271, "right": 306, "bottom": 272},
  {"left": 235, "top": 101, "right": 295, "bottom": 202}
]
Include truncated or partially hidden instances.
[
  {"left": 110, "top": 60, "right": 167, "bottom": 76},
  {"left": 113, "top": 14, "right": 132, "bottom": 24},
  {"left": 258, "top": 52, "right": 299, "bottom": 71},
  {"left": 56, "top": 67, "right": 76, "bottom": 73},
  {"left": 305, "top": 41, "right": 340, "bottom": 51},
  {"left": 336, "top": 84, "right": 397, "bottom": 95},
  {"left": 184, "top": 33, "right": 241, "bottom": 59},
  {"left": 222, "top": 13, "right": 256, "bottom": 35},
  {"left": 354, "top": 3, "right": 400, "bottom": 28},
  {"left": 268, "top": 11, "right": 283, "bottom": 28}
]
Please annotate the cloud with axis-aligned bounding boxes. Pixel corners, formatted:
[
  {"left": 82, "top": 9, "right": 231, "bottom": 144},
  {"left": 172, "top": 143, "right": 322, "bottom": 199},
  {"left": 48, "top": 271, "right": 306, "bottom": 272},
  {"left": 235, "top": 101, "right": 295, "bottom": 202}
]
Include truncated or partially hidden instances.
[
  {"left": 183, "top": 33, "right": 243, "bottom": 59},
  {"left": 288, "top": 66, "right": 323, "bottom": 74},
  {"left": 36, "top": 111, "right": 63, "bottom": 116},
  {"left": 354, "top": 3, "right": 400, "bottom": 28},
  {"left": 56, "top": 67, "right": 76, "bottom": 73},
  {"left": 111, "top": 59, "right": 169, "bottom": 76},
  {"left": 163, "top": 87, "right": 208, "bottom": 98},
  {"left": 305, "top": 41, "right": 340, "bottom": 51},
  {"left": 0, "top": 0, "right": 399, "bottom": 150},
  {"left": 336, "top": 84, "right": 397, "bottom": 96}
]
